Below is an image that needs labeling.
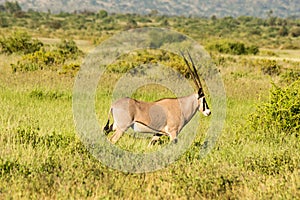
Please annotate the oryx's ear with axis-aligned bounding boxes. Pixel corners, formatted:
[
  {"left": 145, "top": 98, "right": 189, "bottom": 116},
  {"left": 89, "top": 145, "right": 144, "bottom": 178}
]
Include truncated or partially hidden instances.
[{"left": 197, "top": 88, "right": 204, "bottom": 99}]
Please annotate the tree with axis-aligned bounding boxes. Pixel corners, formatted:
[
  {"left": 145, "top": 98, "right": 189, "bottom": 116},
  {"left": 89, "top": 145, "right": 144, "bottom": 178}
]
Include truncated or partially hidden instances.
[
  {"left": 0, "top": 4, "right": 5, "bottom": 12},
  {"left": 4, "top": 1, "right": 22, "bottom": 14},
  {"left": 98, "top": 10, "right": 108, "bottom": 18},
  {"left": 267, "top": 9, "right": 273, "bottom": 18},
  {"left": 0, "top": 16, "right": 9, "bottom": 27},
  {"left": 211, "top": 15, "right": 217, "bottom": 21},
  {"left": 278, "top": 26, "right": 289, "bottom": 36},
  {"left": 125, "top": 18, "right": 138, "bottom": 30},
  {"left": 149, "top": 9, "right": 158, "bottom": 17},
  {"left": 266, "top": 9, "right": 276, "bottom": 26},
  {"left": 268, "top": 16, "right": 277, "bottom": 26},
  {"left": 160, "top": 19, "right": 169, "bottom": 26},
  {"left": 290, "top": 27, "right": 300, "bottom": 37}
]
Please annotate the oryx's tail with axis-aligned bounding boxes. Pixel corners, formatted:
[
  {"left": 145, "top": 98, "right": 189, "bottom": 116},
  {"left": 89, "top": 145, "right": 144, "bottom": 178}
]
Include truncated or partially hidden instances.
[{"left": 103, "top": 108, "right": 113, "bottom": 134}]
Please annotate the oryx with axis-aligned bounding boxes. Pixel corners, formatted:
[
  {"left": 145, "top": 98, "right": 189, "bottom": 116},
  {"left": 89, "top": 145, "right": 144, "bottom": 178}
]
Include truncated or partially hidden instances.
[{"left": 103, "top": 51, "right": 211, "bottom": 146}]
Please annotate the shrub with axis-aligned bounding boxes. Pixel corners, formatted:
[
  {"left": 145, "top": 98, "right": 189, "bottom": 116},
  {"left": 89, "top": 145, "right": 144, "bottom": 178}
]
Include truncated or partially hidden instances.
[
  {"left": 0, "top": 15, "right": 9, "bottom": 27},
  {"left": 11, "top": 49, "right": 64, "bottom": 72},
  {"left": 29, "top": 88, "right": 71, "bottom": 100},
  {"left": 56, "top": 39, "right": 83, "bottom": 59},
  {"left": 281, "top": 69, "right": 300, "bottom": 84},
  {"left": 15, "top": 123, "right": 73, "bottom": 149},
  {"left": 58, "top": 63, "right": 80, "bottom": 76},
  {"left": 97, "top": 10, "right": 108, "bottom": 18},
  {"left": 246, "top": 45, "right": 259, "bottom": 55},
  {"left": 290, "top": 27, "right": 300, "bottom": 37},
  {"left": 107, "top": 50, "right": 187, "bottom": 76},
  {"left": 249, "top": 80, "right": 300, "bottom": 136},
  {"left": 0, "top": 31, "right": 43, "bottom": 54},
  {"left": 243, "top": 152, "right": 296, "bottom": 175},
  {"left": 11, "top": 39, "right": 83, "bottom": 73},
  {"left": 278, "top": 26, "right": 289, "bottom": 36},
  {"left": 259, "top": 59, "right": 281, "bottom": 76},
  {"left": 206, "top": 40, "right": 259, "bottom": 55},
  {"left": 49, "top": 20, "right": 62, "bottom": 29},
  {"left": 148, "top": 31, "right": 186, "bottom": 48}
]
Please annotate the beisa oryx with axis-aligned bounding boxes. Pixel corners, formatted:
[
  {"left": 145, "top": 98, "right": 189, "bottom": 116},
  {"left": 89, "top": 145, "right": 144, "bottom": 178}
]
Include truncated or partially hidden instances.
[{"left": 103, "top": 51, "right": 211, "bottom": 146}]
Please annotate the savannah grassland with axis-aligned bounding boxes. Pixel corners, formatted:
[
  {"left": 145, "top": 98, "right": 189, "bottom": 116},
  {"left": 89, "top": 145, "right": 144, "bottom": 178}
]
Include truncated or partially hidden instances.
[{"left": 0, "top": 5, "right": 300, "bottom": 199}]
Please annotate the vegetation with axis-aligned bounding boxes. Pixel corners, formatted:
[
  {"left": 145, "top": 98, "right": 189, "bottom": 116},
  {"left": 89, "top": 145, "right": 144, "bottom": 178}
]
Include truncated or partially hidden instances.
[
  {"left": 0, "top": 31, "right": 43, "bottom": 54},
  {"left": 249, "top": 80, "right": 300, "bottom": 138},
  {"left": 6, "top": 33, "right": 83, "bottom": 74},
  {"left": 0, "top": 2, "right": 299, "bottom": 199},
  {"left": 206, "top": 40, "right": 259, "bottom": 55},
  {"left": 10, "top": 0, "right": 300, "bottom": 18}
]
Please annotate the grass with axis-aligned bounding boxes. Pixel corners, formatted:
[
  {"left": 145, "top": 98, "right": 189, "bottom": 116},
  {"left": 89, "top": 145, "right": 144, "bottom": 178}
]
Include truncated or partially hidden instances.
[{"left": 0, "top": 40, "right": 299, "bottom": 199}]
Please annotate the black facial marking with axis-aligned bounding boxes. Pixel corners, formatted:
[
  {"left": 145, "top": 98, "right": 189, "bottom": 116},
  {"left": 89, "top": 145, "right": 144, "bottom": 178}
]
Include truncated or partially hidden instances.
[
  {"left": 203, "top": 98, "right": 210, "bottom": 110},
  {"left": 198, "top": 88, "right": 204, "bottom": 99}
]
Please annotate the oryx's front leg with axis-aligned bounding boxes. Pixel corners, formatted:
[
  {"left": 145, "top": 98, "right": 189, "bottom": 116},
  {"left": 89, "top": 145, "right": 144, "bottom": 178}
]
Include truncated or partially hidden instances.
[
  {"left": 168, "top": 130, "right": 178, "bottom": 144},
  {"left": 164, "top": 124, "right": 179, "bottom": 144}
]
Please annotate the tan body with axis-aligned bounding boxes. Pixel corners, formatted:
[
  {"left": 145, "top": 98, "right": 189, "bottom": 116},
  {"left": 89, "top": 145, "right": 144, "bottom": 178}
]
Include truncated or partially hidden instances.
[{"left": 104, "top": 93, "right": 210, "bottom": 145}]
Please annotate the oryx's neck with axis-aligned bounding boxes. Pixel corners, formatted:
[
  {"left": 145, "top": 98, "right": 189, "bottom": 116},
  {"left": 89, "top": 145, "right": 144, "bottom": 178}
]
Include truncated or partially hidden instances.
[{"left": 179, "top": 93, "right": 199, "bottom": 123}]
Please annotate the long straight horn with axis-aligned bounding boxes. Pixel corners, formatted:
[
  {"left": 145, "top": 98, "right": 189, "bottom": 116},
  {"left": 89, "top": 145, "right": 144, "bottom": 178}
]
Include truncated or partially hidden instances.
[
  {"left": 187, "top": 51, "right": 203, "bottom": 89},
  {"left": 180, "top": 50, "right": 201, "bottom": 90}
]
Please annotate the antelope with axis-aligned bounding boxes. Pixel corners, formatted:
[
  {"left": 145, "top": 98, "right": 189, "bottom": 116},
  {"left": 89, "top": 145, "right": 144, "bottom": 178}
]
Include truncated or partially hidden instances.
[{"left": 103, "top": 51, "right": 211, "bottom": 146}]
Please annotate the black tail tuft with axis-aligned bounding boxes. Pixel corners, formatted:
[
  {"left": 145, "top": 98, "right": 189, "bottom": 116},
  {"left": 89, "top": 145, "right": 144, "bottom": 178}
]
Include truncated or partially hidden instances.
[
  {"left": 103, "top": 120, "right": 112, "bottom": 135},
  {"left": 103, "top": 108, "right": 113, "bottom": 135}
]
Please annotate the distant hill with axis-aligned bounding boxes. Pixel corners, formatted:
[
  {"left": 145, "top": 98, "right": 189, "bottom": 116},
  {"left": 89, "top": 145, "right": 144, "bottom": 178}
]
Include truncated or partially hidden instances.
[{"left": 1, "top": 0, "right": 299, "bottom": 18}]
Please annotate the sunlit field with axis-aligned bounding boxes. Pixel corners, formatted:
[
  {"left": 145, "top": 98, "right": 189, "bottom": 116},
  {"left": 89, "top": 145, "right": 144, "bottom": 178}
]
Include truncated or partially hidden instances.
[{"left": 0, "top": 5, "right": 299, "bottom": 199}]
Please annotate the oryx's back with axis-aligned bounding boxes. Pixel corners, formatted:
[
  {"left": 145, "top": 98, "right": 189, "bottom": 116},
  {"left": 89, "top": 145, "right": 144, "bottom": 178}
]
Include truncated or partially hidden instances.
[{"left": 111, "top": 97, "right": 182, "bottom": 133}]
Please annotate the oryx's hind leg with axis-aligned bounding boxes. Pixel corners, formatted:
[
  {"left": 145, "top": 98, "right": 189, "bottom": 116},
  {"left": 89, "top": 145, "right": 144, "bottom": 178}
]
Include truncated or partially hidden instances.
[
  {"left": 148, "top": 135, "right": 160, "bottom": 147},
  {"left": 110, "top": 128, "right": 124, "bottom": 144},
  {"left": 148, "top": 133, "right": 164, "bottom": 147}
]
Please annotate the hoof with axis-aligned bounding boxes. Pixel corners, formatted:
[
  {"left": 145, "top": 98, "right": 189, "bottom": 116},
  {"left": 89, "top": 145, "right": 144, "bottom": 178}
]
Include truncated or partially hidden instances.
[{"left": 173, "top": 138, "right": 178, "bottom": 144}]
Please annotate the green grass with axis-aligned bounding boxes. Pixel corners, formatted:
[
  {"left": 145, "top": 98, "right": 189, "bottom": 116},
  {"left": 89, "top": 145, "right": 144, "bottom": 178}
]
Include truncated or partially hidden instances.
[
  {"left": 0, "top": 9, "right": 300, "bottom": 198},
  {"left": 0, "top": 41, "right": 299, "bottom": 199}
]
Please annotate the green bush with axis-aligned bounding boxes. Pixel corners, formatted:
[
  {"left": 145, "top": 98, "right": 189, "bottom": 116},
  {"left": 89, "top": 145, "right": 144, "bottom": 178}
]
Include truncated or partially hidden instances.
[
  {"left": 249, "top": 80, "right": 300, "bottom": 136},
  {"left": 246, "top": 45, "right": 259, "bottom": 55},
  {"left": 243, "top": 152, "right": 295, "bottom": 175},
  {"left": 206, "top": 40, "right": 259, "bottom": 55},
  {"left": 49, "top": 20, "right": 62, "bottom": 29},
  {"left": 58, "top": 63, "right": 80, "bottom": 76},
  {"left": 107, "top": 50, "right": 188, "bottom": 76},
  {"left": 0, "top": 31, "right": 43, "bottom": 54},
  {"left": 11, "top": 39, "right": 83, "bottom": 73},
  {"left": 56, "top": 39, "right": 83, "bottom": 59},
  {"left": 148, "top": 31, "right": 186, "bottom": 48},
  {"left": 29, "top": 88, "right": 71, "bottom": 100},
  {"left": 281, "top": 69, "right": 300, "bottom": 84},
  {"left": 0, "top": 15, "right": 9, "bottom": 27},
  {"left": 97, "top": 10, "right": 108, "bottom": 18},
  {"left": 290, "top": 27, "right": 300, "bottom": 37},
  {"left": 11, "top": 49, "right": 64, "bottom": 72},
  {"left": 278, "top": 26, "right": 289, "bottom": 36},
  {"left": 258, "top": 59, "right": 281, "bottom": 76},
  {"left": 15, "top": 124, "right": 73, "bottom": 149}
]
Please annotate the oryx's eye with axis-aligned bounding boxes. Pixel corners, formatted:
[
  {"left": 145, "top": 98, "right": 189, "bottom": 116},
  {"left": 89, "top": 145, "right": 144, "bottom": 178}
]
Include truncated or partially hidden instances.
[
  {"left": 198, "top": 93, "right": 204, "bottom": 99},
  {"left": 197, "top": 88, "right": 204, "bottom": 99}
]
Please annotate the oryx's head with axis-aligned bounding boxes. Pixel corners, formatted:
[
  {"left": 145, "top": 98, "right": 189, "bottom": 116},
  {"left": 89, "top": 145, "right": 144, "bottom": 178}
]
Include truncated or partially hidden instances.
[
  {"left": 196, "top": 87, "right": 211, "bottom": 116},
  {"left": 180, "top": 51, "right": 211, "bottom": 117}
]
